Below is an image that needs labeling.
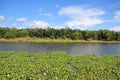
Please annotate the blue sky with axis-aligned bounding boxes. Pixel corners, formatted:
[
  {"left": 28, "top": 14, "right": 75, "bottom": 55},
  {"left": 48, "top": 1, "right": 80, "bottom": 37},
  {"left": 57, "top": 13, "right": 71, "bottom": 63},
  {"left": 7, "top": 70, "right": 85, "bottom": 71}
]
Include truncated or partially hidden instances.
[{"left": 0, "top": 0, "right": 120, "bottom": 31}]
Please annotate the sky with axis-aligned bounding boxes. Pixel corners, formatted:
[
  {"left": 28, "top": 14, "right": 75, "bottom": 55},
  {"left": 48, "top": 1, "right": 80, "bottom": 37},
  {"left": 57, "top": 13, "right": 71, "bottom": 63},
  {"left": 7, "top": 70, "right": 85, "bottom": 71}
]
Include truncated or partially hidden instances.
[{"left": 0, "top": 0, "right": 120, "bottom": 31}]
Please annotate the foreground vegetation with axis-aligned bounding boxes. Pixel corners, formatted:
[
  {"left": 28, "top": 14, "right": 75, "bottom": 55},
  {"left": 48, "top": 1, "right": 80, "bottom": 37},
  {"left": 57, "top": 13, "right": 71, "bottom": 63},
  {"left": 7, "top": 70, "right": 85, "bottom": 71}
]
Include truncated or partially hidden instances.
[
  {"left": 0, "top": 27, "right": 120, "bottom": 41},
  {"left": 0, "top": 51, "right": 120, "bottom": 80}
]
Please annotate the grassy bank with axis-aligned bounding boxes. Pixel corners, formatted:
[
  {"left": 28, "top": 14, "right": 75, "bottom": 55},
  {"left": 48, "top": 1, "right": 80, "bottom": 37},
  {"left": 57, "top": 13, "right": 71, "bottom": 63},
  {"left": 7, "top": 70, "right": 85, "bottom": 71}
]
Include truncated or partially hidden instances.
[
  {"left": 0, "top": 38, "right": 120, "bottom": 43},
  {"left": 0, "top": 51, "right": 120, "bottom": 80}
]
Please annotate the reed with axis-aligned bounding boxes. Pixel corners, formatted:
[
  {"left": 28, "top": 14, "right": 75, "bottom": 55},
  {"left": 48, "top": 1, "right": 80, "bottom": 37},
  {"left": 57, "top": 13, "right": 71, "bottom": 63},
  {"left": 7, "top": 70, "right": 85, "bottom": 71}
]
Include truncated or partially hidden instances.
[{"left": 0, "top": 38, "right": 120, "bottom": 43}]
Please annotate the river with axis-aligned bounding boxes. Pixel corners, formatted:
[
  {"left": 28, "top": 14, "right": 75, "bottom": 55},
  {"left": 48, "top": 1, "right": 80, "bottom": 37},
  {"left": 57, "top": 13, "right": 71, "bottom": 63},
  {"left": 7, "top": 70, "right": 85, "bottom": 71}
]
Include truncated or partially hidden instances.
[{"left": 0, "top": 42, "right": 120, "bottom": 55}]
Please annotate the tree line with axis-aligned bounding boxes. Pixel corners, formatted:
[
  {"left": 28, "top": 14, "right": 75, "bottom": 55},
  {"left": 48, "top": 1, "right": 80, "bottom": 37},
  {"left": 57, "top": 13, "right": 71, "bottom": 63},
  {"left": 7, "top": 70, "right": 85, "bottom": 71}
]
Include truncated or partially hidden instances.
[{"left": 0, "top": 27, "right": 120, "bottom": 41}]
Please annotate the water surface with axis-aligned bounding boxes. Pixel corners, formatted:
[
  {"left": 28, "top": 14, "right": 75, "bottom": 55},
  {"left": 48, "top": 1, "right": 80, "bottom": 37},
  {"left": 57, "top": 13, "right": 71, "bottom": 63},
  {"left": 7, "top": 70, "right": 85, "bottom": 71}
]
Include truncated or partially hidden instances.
[{"left": 0, "top": 42, "right": 120, "bottom": 55}]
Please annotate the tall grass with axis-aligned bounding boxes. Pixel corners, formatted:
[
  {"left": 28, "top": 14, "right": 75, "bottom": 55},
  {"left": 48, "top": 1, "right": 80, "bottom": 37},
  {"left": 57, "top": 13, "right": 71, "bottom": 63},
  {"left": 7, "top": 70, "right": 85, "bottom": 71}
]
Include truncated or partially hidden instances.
[{"left": 0, "top": 38, "right": 120, "bottom": 43}]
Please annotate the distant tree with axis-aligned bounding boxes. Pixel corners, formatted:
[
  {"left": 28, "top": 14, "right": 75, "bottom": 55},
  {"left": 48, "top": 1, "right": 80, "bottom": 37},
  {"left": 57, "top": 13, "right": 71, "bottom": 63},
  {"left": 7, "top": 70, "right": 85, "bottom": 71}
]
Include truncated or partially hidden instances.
[
  {"left": 4, "top": 28, "right": 18, "bottom": 38},
  {"left": 28, "top": 28, "right": 40, "bottom": 37},
  {"left": 4, "top": 31, "right": 16, "bottom": 38},
  {"left": 0, "top": 27, "right": 119, "bottom": 41},
  {"left": 62, "top": 28, "right": 72, "bottom": 39},
  {"left": 116, "top": 32, "right": 120, "bottom": 41},
  {"left": 18, "top": 29, "right": 29, "bottom": 37},
  {"left": 0, "top": 27, "right": 9, "bottom": 38},
  {"left": 98, "top": 30, "right": 102, "bottom": 40},
  {"left": 103, "top": 30, "right": 113, "bottom": 41},
  {"left": 82, "top": 30, "right": 90, "bottom": 40},
  {"left": 72, "top": 30, "right": 83, "bottom": 40},
  {"left": 111, "top": 31, "right": 116, "bottom": 40},
  {"left": 91, "top": 31, "right": 98, "bottom": 40}
]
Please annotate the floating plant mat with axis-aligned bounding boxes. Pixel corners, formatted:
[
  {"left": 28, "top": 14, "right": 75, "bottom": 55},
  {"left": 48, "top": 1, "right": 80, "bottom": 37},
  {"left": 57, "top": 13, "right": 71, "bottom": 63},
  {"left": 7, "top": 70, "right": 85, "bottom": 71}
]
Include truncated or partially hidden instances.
[{"left": 0, "top": 51, "right": 120, "bottom": 80}]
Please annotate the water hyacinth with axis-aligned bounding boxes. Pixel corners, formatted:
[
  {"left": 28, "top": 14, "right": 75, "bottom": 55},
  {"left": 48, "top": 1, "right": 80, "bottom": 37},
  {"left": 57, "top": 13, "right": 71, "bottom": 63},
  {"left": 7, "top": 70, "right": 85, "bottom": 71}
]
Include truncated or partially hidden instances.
[
  {"left": 0, "top": 51, "right": 120, "bottom": 80},
  {"left": 7, "top": 74, "right": 10, "bottom": 78}
]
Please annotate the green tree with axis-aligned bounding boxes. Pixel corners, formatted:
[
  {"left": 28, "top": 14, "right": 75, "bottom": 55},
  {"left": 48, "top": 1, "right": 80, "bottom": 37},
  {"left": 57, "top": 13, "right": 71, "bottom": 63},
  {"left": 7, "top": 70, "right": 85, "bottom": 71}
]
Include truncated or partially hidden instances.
[
  {"left": 4, "top": 31, "right": 16, "bottom": 38},
  {"left": 4, "top": 28, "right": 18, "bottom": 38},
  {"left": 18, "top": 29, "right": 29, "bottom": 37},
  {"left": 91, "top": 31, "right": 98, "bottom": 40},
  {"left": 116, "top": 32, "right": 120, "bottom": 41},
  {"left": 0, "top": 27, "right": 9, "bottom": 38},
  {"left": 72, "top": 30, "right": 83, "bottom": 40},
  {"left": 82, "top": 30, "right": 90, "bottom": 40}
]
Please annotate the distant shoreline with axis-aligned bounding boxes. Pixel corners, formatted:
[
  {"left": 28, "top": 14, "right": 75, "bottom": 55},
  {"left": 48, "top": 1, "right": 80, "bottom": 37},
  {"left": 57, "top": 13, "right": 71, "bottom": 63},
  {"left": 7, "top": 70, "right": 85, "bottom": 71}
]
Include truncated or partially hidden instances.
[{"left": 0, "top": 38, "right": 120, "bottom": 43}]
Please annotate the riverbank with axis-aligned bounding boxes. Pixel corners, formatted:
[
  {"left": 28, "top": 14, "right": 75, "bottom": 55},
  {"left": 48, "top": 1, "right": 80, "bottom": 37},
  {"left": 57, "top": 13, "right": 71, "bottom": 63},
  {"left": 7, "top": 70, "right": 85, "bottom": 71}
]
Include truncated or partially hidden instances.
[
  {"left": 0, "top": 51, "right": 120, "bottom": 80},
  {"left": 0, "top": 38, "right": 120, "bottom": 43}
]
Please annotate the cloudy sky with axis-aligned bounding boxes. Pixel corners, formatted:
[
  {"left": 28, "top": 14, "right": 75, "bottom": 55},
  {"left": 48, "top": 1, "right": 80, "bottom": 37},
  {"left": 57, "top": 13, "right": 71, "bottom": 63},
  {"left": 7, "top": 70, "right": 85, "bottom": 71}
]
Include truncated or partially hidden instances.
[{"left": 0, "top": 0, "right": 120, "bottom": 31}]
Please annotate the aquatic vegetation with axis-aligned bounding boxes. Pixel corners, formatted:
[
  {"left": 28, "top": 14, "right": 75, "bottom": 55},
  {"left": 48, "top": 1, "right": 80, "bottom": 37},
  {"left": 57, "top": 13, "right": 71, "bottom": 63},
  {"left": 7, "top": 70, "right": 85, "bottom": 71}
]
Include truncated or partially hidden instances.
[{"left": 0, "top": 51, "right": 120, "bottom": 80}]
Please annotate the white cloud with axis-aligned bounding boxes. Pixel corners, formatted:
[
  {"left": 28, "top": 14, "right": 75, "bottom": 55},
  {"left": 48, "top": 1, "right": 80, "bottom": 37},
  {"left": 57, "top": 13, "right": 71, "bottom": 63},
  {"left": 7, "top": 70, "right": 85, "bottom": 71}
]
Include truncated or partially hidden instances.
[
  {"left": 0, "top": 15, "right": 5, "bottom": 21},
  {"left": 59, "top": 6, "right": 105, "bottom": 18},
  {"left": 16, "top": 17, "right": 27, "bottom": 21},
  {"left": 52, "top": 26, "right": 65, "bottom": 29},
  {"left": 58, "top": 6, "right": 105, "bottom": 29},
  {"left": 13, "top": 23, "right": 17, "bottom": 26},
  {"left": 39, "top": 13, "right": 53, "bottom": 17},
  {"left": 110, "top": 26, "right": 120, "bottom": 31},
  {"left": 66, "top": 19, "right": 103, "bottom": 27},
  {"left": 24, "top": 20, "right": 49, "bottom": 28},
  {"left": 114, "top": 11, "right": 120, "bottom": 22}
]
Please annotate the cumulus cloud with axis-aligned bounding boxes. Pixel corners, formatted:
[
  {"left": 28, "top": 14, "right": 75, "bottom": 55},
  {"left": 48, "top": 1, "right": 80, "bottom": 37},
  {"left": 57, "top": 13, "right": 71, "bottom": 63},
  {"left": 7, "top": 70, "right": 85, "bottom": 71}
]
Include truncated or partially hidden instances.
[
  {"left": 110, "top": 26, "right": 120, "bottom": 31},
  {"left": 52, "top": 25, "right": 65, "bottom": 29},
  {"left": 24, "top": 20, "right": 49, "bottom": 28},
  {"left": 0, "top": 15, "right": 5, "bottom": 21},
  {"left": 58, "top": 6, "right": 105, "bottom": 29},
  {"left": 16, "top": 17, "right": 27, "bottom": 21},
  {"left": 114, "top": 11, "right": 120, "bottom": 22},
  {"left": 66, "top": 19, "right": 103, "bottom": 27}
]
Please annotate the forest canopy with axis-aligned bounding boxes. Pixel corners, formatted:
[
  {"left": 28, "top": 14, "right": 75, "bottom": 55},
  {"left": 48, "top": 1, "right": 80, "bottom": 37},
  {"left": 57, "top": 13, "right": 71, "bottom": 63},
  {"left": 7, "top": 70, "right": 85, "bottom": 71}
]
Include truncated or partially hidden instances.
[{"left": 0, "top": 27, "right": 120, "bottom": 41}]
